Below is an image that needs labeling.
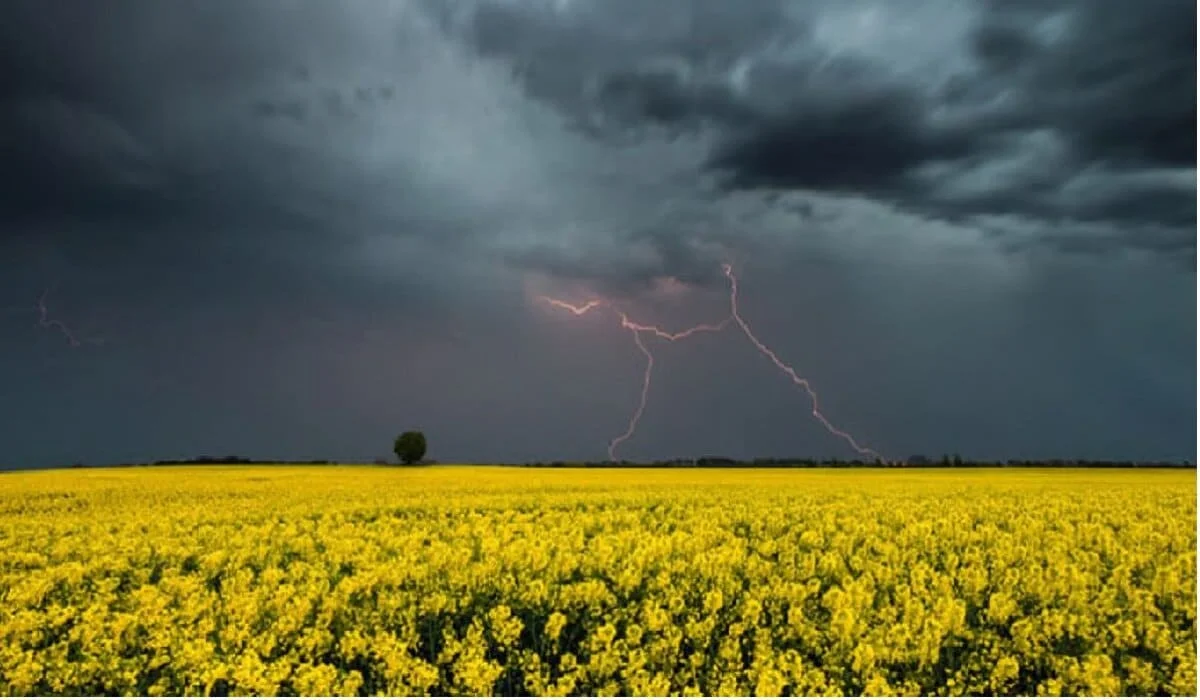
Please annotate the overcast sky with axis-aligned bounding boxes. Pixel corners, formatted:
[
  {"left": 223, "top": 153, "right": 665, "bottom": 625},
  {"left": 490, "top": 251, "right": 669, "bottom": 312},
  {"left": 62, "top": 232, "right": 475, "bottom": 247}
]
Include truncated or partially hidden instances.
[{"left": 0, "top": 0, "right": 1194, "bottom": 467}]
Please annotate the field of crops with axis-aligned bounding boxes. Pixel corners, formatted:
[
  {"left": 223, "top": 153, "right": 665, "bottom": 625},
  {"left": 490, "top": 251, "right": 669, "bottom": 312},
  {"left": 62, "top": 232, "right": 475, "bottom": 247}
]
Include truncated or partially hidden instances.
[{"left": 0, "top": 466, "right": 1194, "bottom": 696}]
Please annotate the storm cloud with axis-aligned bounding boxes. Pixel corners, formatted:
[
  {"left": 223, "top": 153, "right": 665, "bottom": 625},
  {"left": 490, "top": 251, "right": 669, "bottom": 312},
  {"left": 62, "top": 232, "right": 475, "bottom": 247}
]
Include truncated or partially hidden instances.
[
  {"left": 477, "top": 0, "right": 1193, "bottom": 254},
  {"left": 0, "top": 0, "right": 1193, "bottom": 467}
]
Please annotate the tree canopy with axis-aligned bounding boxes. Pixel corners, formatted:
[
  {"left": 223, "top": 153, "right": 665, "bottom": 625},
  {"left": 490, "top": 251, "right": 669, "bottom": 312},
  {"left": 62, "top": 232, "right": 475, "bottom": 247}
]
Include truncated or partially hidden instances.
[{"left": 393, "top": 431, "right": 427, "bottom": 465}]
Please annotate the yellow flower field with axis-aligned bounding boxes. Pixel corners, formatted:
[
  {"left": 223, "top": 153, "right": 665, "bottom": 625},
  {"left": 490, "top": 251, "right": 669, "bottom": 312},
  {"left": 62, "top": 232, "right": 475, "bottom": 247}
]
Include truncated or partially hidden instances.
[{"left": 0, "top": 466, "right": 1194, "bottom": 696}]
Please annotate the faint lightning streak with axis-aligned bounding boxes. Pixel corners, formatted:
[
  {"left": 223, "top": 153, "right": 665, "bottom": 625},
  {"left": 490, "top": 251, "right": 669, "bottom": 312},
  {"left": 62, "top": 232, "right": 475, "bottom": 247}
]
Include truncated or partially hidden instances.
[
  {"left": 34, "top": 290, "right": 103, "bottom": 348},
  {"left": 721, "top": 264, "right": 883, "bottom": 462},
  {"left": 540, "top": 298, "right": 605, "bottom": 316},
  {"left": 537, "top": 295, "right": 729, "bottom": 460}
]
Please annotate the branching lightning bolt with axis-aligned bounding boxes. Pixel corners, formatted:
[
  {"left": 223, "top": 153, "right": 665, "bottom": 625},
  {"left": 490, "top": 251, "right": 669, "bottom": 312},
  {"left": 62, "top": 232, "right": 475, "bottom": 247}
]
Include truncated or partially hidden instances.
[
  {"left": 541, "top": 264, "right": 883, "bottom": 462},
  {"left": 538, "top": 297, "right": 729, "bottom": 460}
]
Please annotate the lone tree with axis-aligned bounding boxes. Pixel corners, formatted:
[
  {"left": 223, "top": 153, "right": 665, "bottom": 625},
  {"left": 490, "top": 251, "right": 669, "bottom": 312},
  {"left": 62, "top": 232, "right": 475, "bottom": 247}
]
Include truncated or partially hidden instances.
[{"left": 393, "top": 430, "right": 427, "bottom": 465}]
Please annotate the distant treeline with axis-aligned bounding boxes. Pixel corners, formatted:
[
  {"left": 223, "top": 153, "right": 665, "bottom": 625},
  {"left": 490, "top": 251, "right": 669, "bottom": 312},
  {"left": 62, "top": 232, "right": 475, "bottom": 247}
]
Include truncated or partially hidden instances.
[
  {"left": 55, "top": 454, "right": 1193, "bottom": 469},
  {"left": 59, "top": 456, "right": 342, "bottom": 468},
  {"left": 138, "top": 456, "right": 436, "bottom": 467},
  {"left": 151, "top": 456, "right": 337, "bottom": 466},
  {"left": 517, "top": 456, "right": 1194, "bottom": 468}
]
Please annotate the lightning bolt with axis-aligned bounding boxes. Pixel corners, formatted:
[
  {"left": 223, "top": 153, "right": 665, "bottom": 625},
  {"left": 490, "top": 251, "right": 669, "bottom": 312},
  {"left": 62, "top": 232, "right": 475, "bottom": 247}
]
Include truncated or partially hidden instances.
[
  {"left": 33, "top": 290, "right": 104, "bottom": 348},
  {"left": 538, "top": 296, "right": 730, "bottom": 460},
  {"left": 720, "top": 264, "right": 883, "bottom": 463},
  {"left": 540, "top": 263, "right": 884, "bottom": 463}
]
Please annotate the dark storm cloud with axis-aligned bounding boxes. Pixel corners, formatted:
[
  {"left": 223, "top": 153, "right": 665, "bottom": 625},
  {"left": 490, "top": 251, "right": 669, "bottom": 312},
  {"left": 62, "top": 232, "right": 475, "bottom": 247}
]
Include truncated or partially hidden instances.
[
  {"left": 0, "top": 0, "right": 1192, "bottom": 469},
  {"left": 0, "top": 92, "right": 373, "bottom": 249},
  {"left": 0, "top": 3, "right": 286, "bottom": 238},
  {"left": 907, "top": 0, "right": 1197, "bottom": 242},
  {"left": 709, "top": 85, "right": 981, "bottom": 192},
  {"left": 738, "top": 3, "right": 1194, "bottom": 248},
  {"left": 442, "top": 0, "right": 795, "bottom": 135},
  {"left": 769, "top": 0, "right": 1192, "bottom": 250},
  {"left": 447, "top": 0, "right": 1195, "bottom": 258},
  {"left": 0, "top": 1, "right": 469, "bottom": 260},
  {"left": 2, "top": 0, "right": 1192, "bottom": 278},
  {"left": 0, "top": 97, "right": 169, "bottom": 227},
  {"left": 3, "top": 0, "right": 761, "bottom": 300},
  {"left": 977, "top": 0, "right": 1194, "bottom": 168}
]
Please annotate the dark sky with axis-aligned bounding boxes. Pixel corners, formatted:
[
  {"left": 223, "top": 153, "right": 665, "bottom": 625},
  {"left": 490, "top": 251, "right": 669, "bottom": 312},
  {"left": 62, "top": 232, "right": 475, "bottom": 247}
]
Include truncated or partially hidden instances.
[{"left": 0, "top": 0, "right": 1194, "bottom": 467}]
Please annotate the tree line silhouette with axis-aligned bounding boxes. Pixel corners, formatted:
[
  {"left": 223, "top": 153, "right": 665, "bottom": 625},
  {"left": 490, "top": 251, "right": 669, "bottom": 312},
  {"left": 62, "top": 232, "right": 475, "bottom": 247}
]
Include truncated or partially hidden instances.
[
  {"left": 516, "top": 455, "right": 1194, "bottom": 468},
  {"left": 57, "top": 455, "right": 1191, "bottom": 469}
]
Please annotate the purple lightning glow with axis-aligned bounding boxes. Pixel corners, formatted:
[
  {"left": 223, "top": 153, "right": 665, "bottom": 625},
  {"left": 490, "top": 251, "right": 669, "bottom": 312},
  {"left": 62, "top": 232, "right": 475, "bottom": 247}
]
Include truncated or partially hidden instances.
[{"left": 540, "top": 264, "right": 883, "bottom": 462}]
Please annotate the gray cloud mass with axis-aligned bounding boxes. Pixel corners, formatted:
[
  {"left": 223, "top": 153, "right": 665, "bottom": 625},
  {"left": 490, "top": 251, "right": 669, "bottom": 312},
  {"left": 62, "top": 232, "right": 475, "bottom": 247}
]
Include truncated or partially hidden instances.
[{"left": 0, "top": 0, "right": 1193, "bottom": 467}]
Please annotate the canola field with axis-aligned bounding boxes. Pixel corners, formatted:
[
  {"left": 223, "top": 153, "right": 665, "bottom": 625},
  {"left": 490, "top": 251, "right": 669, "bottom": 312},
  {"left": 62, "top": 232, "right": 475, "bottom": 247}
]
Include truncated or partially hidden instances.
[{"left": 0, "top": 466, "right": 1194, "bottom": 696}]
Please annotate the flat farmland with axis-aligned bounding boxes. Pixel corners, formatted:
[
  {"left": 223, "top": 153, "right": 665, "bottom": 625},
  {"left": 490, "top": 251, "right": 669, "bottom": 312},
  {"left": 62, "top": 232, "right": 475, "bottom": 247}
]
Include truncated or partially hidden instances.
[{"left": 0, "top": 466, "right": 1194, "bottom": 696}]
